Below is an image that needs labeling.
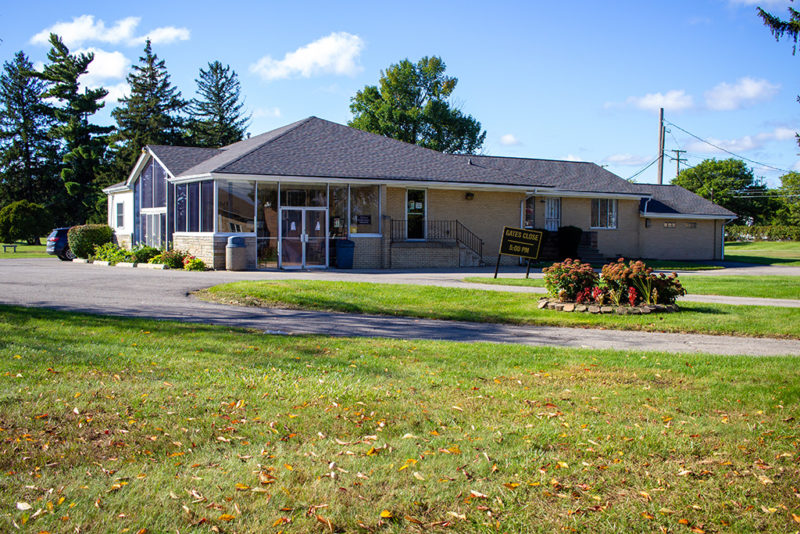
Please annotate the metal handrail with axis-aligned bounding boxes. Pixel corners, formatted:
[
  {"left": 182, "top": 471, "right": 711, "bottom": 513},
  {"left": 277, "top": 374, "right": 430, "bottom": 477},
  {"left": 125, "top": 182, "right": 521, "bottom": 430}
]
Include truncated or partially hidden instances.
[{"left": 390, "top": 219, "right": 483, "bottom": 260}]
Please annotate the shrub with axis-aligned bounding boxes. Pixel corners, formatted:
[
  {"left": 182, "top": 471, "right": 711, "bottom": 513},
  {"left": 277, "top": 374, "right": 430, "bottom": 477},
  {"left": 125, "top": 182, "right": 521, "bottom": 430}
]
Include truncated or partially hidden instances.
[
  {"left": 542, "top": 258, "right": 597, "bottom": 301},
  {"left": 67, "top": 224, "right": 113, "bottom": 258},
  {"left": 183, "top": 256, "right": 206, "bottom": 271},
  {"left": 556, "top": 226, "right": 583, "bottom": 260},
  {"left": 0, "top": 200, "right": 52, "bottom": 245},
  {"left": 129, "top": 245, "right": 160, "bottom": 264},
  {"left": 91, "top": 242, "right": 130, "bottom": 265},
  {"left": 149, "top": 249, "right": 188, "bottom": 269}
]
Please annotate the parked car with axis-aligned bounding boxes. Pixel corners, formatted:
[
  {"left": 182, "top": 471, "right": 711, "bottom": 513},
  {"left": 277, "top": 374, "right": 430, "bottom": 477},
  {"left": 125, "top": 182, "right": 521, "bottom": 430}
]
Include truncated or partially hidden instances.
[{"left": 46, "top": 227, "right": 75, "bottom": 261}]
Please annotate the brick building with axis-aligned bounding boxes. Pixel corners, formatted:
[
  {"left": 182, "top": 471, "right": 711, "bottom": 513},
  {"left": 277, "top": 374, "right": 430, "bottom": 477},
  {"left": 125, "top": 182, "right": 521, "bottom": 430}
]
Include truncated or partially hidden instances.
[{"left": 103, "top": 117, "right": 735, "bottom": 270}]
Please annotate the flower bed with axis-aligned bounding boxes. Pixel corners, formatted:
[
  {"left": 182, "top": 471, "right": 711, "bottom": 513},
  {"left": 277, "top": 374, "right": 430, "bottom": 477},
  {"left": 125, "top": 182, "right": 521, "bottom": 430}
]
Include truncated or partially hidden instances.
[{"left": 542, "top": 257, "right": 686, "bottom": 313}]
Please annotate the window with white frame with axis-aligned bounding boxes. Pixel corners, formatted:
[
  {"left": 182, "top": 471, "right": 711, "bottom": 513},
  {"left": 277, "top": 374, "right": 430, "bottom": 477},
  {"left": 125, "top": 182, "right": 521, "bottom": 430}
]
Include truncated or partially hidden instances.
[
  {"left": 591, "top": 199, "right": 617, "bottom": 229},
  {"left": 116, "top": 202, "right": 124, "bottom": 228}
]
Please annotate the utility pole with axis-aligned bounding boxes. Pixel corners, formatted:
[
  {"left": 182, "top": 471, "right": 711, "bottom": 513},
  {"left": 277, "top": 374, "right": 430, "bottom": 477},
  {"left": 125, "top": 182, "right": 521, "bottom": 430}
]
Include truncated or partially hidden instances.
[
  {"left": 670, "top": 149, "right": 687, "bottom": 176},
  {"left": 657, "top": 108, "right": 665, "bottom": 185}
]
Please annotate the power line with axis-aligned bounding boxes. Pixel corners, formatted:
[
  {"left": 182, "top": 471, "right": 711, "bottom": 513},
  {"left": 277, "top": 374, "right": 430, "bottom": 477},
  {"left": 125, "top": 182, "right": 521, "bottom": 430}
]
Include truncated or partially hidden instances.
[
  {"left": 663, "top": 119, "right": 793, "bottom": 174},
  {"left": 627, "top": 155, "right": 661, "bottom": 181}
]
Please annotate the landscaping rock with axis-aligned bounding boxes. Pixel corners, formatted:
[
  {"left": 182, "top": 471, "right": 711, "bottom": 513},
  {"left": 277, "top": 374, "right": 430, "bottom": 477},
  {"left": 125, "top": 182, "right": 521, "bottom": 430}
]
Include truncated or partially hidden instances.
[
  {"left": 588, "top": 305, "right": 600, "bottom": 314},
  {"left": 562, "top": 303, "right": 575, "bottom": 312},
  {"left": 575, "top": 304, "right": 587, "bottom": 312},
  {"left": 600, "top": 306, "right": 613, "bottom": 314},
  {"left": 538, "top": 300, "right": 549, "bottom": 309}
]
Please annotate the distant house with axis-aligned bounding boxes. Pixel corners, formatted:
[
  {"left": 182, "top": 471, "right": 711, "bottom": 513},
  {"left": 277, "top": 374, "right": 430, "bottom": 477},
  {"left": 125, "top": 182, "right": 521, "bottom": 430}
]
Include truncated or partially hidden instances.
[{"left": 103, "top": 116, "right": 735, "bottom": 269}]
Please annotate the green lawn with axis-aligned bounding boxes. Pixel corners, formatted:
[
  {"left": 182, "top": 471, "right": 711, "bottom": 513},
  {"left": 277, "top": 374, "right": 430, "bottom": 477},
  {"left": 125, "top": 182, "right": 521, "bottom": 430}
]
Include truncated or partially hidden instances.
[
  {"left": 724, "top": 241, "right": 800, "bottom": 266},
  {"left": 1, "top": 305, "right": 798, "bottom": 533},
  {"left": 199, "top": 280, "right": 800, "bottom": 338},
  {"left": 0, "top": 239, "right": 50, "bottom": 259},
  {"left": 464, "top": 275, "right": 800, "bottom": 300}
]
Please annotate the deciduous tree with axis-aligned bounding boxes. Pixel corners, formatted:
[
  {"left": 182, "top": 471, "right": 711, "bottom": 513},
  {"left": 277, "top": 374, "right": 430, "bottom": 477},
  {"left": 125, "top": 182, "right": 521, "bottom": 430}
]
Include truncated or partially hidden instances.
[
  {"left": 672, "top": 158, "right": 775, "bottom": 224},
  {"left": 349, "top": 56, "right": 485, "bottom": 154}
]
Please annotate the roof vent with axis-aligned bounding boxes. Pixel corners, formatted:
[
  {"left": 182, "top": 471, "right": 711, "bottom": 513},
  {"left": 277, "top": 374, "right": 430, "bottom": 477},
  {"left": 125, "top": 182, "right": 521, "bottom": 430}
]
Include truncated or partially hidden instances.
[{"left": 468, "top": 158, "right": 473, "bottom": 165}]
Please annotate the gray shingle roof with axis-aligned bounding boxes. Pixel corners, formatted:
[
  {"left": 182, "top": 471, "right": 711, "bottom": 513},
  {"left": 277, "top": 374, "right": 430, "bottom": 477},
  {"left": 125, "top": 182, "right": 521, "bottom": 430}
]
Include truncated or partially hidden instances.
[
  {"left": 173, "top": 117, "right": 535, "bottom": 186},
  {"left": 147, "top": 145, "right": 221, "bottom": 176},
  {"left": 631, "top": 183, "right": 736, "bottom": 218},
  {"left": 463, "top": 155, "right": 643, "bottom": 194}
]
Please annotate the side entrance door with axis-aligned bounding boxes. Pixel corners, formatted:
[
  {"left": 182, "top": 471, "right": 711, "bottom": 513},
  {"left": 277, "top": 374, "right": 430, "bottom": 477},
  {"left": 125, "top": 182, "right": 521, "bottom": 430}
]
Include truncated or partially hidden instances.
[
  {"left": 545, "top": 198, "right": 561, "bottom": 232},
  {"left": 279, "top": 207, "right": 328, "bottom": 269}
]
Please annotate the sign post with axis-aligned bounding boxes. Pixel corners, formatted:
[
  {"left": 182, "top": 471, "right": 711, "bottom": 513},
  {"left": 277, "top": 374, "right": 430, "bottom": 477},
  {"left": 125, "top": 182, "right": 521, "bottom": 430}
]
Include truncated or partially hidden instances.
[{"left": 494, "top": 226, "right": 544, "bottom": 278}]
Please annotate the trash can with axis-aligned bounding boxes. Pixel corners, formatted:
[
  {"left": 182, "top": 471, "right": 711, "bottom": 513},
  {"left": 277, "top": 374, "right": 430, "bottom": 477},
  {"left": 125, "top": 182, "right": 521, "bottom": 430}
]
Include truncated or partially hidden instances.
[
  {"left": 226, "top": 236, "right": 248, "bottom": 271},
  {"left": 335, "top": 239, "right": 355, "bottom": 269}
]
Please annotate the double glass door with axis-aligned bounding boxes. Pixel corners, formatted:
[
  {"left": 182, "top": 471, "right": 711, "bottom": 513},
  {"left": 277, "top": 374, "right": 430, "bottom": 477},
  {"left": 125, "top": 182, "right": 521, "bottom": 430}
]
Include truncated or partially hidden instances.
[{"left": 280, "top": 208, "right": 327, "bottom": 269}]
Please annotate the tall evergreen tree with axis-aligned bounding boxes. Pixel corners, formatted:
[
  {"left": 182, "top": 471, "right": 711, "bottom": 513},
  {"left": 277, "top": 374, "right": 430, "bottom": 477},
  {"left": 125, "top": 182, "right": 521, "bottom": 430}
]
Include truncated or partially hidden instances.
[
  {"left": 0, "top": 51, "right": 61, "bottom": 209},
  {"left": 188, "top": 61, "right": 250, "bottom": 147},
  {"left": 35, "top": 34, "right": 112, "bottom": 225},
  {"left": 109, "top": 39, "right": 186, "bottom": 173}
]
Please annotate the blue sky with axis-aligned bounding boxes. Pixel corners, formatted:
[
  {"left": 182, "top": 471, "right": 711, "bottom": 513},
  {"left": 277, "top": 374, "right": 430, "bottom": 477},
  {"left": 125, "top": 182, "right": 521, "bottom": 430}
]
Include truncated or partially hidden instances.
[{"left": 3, "top": 0, "right": 799, "bottom": 186}]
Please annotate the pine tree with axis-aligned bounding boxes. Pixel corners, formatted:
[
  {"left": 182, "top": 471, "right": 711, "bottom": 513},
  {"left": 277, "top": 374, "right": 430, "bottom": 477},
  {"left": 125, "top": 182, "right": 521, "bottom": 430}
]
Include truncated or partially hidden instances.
[
  {"left": 0, "top": 51, "right": 62, "bottom": 210},
  {"left": 110, "top": 39, "right": 186, "bottom": 172},
  {"left": 188, "top": 61, "right": 249, "bottom": 147},
  {"left": 34, "top": 34, "right": 113, "bottom": 225}
]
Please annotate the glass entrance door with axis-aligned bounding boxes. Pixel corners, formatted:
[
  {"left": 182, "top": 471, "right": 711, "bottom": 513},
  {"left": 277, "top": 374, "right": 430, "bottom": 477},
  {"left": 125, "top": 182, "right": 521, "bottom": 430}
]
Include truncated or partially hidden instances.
[{"left": 279, "top": 208, "right": 328, "bottom": 269}]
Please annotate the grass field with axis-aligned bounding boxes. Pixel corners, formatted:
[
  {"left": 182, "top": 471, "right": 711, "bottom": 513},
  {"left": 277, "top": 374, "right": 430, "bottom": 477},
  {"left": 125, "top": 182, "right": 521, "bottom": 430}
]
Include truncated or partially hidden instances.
[
  {"left": 199, "top": 280, "right": 800, "bottom": 338},
  {"left": 464, "top": 275, "right": 800, "bottom": 300},
  {"left": 1, "top": 305, "right": 798, "bottom": 533},
  {"left": 0, "top": 239, "right": 50, "bottom": 259},
  {"left": 724, "top": 241, "right": 800, "bottom": 266}
]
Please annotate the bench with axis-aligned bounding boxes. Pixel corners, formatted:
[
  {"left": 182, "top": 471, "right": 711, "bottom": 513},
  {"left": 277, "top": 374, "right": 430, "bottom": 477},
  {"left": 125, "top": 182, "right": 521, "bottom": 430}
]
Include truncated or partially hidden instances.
[{"left": 2, "top": 244, "right": 17, "bottom": 253}]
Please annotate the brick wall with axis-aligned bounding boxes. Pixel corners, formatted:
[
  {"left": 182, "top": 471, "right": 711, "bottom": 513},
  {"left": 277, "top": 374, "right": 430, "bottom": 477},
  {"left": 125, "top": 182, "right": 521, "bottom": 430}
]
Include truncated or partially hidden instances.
[
  {"left": 173, "top": 233, "right": 256, "bottom": 270},
  {"left": 353, "top": 237, "right": 382, "bottom": 269},
  {"left": 390, "top": 242, "right": 460, "bottom": 268}
]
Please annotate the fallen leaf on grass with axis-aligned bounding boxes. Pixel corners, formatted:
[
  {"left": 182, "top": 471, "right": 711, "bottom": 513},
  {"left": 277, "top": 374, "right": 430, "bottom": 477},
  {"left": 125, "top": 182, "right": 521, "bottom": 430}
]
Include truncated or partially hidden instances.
[
  {"left": 218, "top": 513, "right": 235, "bottom": 521},
  {"left": 447, "top": 511, "right": 466, "bottom": 520},
  {"left": 16, "top": 502, "right": 32, "bottom": 511},
  {"left": 380, "top": 510, "right": 393, "bottom": 518}
]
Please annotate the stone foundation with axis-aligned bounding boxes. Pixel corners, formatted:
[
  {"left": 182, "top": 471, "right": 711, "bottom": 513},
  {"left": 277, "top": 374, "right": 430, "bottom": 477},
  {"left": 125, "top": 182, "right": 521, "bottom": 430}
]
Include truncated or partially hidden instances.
[{"left": 173, "top": 233, "right": 256, "bottom": 270}]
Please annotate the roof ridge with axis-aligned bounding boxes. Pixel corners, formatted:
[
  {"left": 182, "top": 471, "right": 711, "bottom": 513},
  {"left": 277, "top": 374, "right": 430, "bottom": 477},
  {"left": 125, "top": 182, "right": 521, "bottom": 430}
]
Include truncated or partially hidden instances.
[
  {"left": 467, "top": 153, "right": 594, "bottom": 165},
  {"left": 216, "top": 116, "right": 317, "bottom": 173}
]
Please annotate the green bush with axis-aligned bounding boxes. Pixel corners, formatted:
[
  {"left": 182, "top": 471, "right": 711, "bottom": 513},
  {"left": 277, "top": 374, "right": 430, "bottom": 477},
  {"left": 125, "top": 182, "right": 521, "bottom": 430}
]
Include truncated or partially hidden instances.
[
  {"left": 149, "top": 249, "right": 189, "bottom": 269},
  {"left": 556, "top": 226, "right": 583, "bottom": 260},
  {"left": 67, "top": 224, "right": 113, "bottom": 258},
  {"left": 129, "top": 245, "right": 160, "bottom": 264},
  {"left": 726, "top": 225, "right": 800, "bottom": 241},
  {"left": 183, "top": 256, "right": 206, "bottom": 271},
  {"left": 91, "top": 242, "right": 130, "bottom": 265},
  {"left": 0, "top": 200, "right": 52, "bottom": 245},
  {"left": 543, "top": 258, "right": 598, "bottom": 301}
]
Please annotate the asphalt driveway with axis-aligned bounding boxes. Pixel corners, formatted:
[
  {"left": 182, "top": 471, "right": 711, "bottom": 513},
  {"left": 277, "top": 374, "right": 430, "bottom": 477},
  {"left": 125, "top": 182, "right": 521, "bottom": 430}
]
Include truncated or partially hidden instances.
[{"left": 0, "top": 258, "right": 798, "bottom": 356}]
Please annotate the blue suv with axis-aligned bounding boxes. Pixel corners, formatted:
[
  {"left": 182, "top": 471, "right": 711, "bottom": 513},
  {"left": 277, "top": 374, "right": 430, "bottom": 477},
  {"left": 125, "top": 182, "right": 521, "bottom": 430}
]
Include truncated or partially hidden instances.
[{"left": 46, "top": 227, "right": 75, "bottom": 261}]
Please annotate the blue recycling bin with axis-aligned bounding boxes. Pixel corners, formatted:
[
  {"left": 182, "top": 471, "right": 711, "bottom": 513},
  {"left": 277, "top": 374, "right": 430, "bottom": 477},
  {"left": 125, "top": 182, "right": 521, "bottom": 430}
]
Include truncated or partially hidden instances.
[{"left": 335, "top": 239, "right": 355, "bottom": 269}]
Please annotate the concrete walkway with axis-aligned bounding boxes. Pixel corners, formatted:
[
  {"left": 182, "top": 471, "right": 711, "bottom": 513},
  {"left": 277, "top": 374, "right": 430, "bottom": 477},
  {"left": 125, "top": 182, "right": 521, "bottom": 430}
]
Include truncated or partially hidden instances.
[{"left": 0, "top": 258, "right": 798, "bottom": 356}]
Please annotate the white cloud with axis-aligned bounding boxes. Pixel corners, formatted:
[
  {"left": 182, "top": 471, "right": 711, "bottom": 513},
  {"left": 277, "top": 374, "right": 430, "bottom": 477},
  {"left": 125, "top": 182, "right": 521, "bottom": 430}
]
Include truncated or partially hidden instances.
[
  {"left": 103, "top": 82, "right": 131, "bottom": 103},
  {"left": 132, "top": 26, "right": 190, "bottom": 46},
  {"left": 604, "top": 153, "right": 652, "bottom": 166},
  {"left": 685, "top": 127, "right": 797, "bottom": 154},
  {"left": 30, "top": 15, "right": 189, "bottom": 48},
  {"left": 624, "top": 90, "right": 694, "bottom": 112},
  {"left": 250, "top": 32, "right": 364, "bottom": 81},
  {"left": 77, "top": 48, "right": 130, "bottom": 85},
  {"left": 562, "top": 154, "right": 583, "bottom": 162},
  {"left": 499, "top": 133, "right": 520, "bottom": 146},
  {"left": 705, "top": 77, "right": 779, "bottom": 110},
  {"left": 253, "top": 107, "right": 282, "bottom": 119}
]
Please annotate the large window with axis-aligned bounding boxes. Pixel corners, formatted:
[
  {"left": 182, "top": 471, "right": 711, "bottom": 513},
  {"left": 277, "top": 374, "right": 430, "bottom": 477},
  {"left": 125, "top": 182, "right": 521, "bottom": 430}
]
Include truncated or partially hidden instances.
[
  {"left": 280, "top": 183, "right": 326, "bottom": 207},
  {"left": 591, "top": 199, "right": 617, "bottom": 229},
  {"left": 218, "top": 180, "right": 255, "bottom": 233},
  {"left": 174, "top": 180, "right": 213, "bottom": 232},
  {"left": 350, "top": 185, "right": 380, "bottom": 235},
  {"left": 139, "top": 160, "right": 167, "bottom": 209}
]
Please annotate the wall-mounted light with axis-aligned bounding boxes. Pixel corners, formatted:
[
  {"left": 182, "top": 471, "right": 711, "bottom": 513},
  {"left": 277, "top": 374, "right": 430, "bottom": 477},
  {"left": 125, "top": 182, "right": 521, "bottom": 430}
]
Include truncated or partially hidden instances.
[{"left": 465, "top": 192, "right": 475, "bottom": 200}]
